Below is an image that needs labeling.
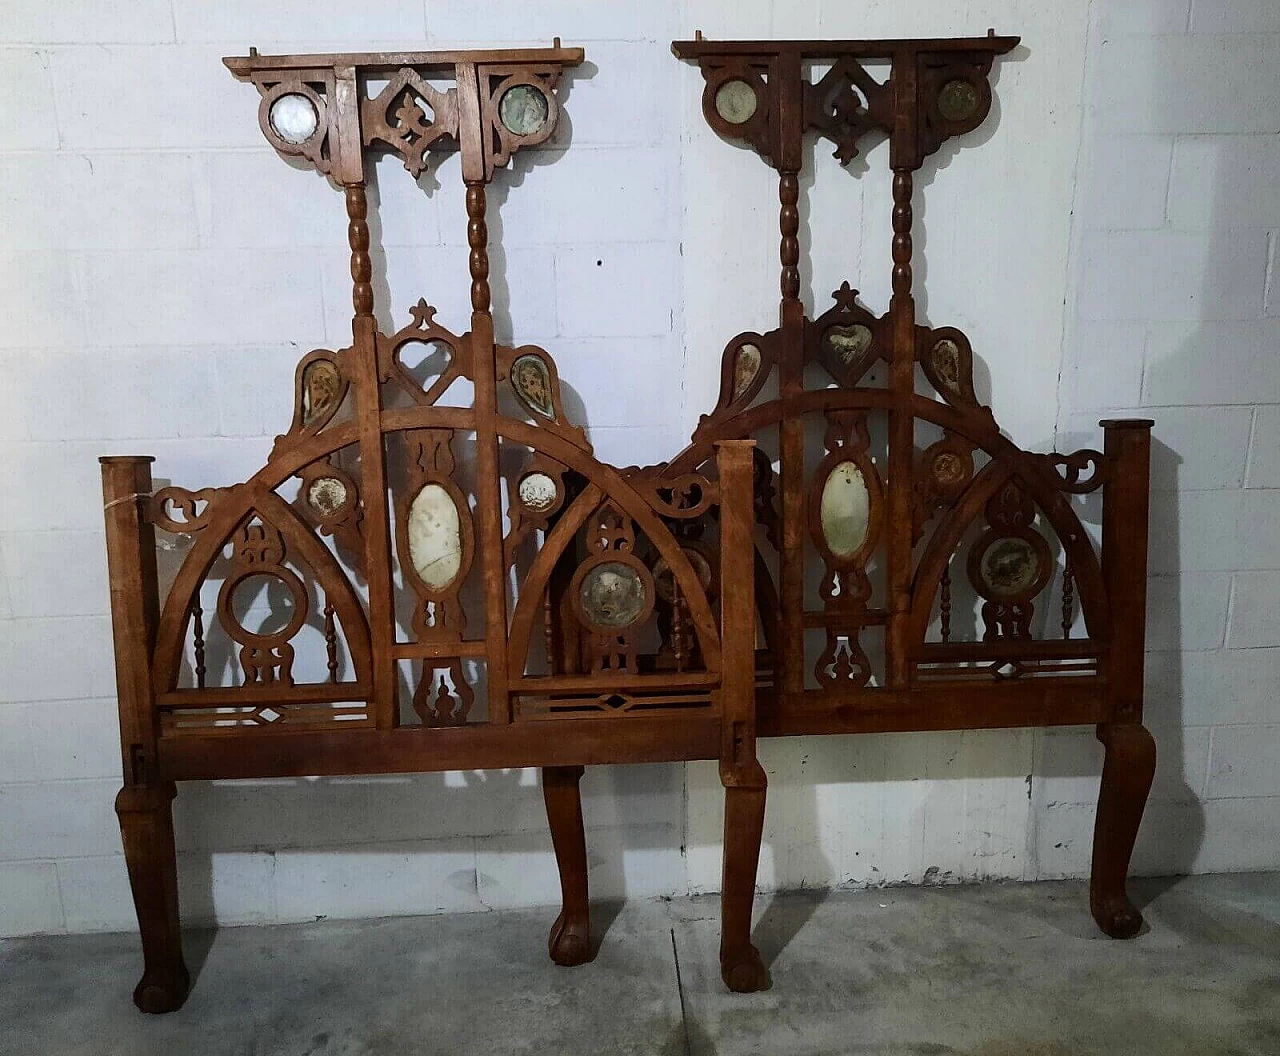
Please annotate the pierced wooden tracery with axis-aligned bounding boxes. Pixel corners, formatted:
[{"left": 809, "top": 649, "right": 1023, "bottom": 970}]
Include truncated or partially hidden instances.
[{"left": 668, "top": 33, "right": 1134, "bottom": 708}]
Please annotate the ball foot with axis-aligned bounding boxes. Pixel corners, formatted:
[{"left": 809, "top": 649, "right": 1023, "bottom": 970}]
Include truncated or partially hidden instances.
[
  {"left": 720, "top": 944, "right": 770, "bottom": 993},
  {"left": 548, "top": 909, "right": 594, "bottom": 967},
  {"left": 1092, "top": 893, "right": 1144, "bottom": 939}
]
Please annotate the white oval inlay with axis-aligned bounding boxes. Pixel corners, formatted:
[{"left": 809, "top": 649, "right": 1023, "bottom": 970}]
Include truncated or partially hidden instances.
[
  {"left": 407, "top": 483, "right": 463, "bottom": 591},
  {"left": 820, "top": 461, "right": 871, "bottom": 559},
  {"left": 269, "top": 93, "right": 319, "bottom": 145}
]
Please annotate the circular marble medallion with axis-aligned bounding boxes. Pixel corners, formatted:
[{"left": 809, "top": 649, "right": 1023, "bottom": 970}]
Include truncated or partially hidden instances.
[
  {"left": 579, "top": 561, "right": 649, "bottom": 629},
  {"left": 715, "top": 79, "right": 758, "bottom": 124},
  {"left": 499, "top": 84, "right": 549, "bottom": 136},
  {"left": 269, "top": 93, "right": 319, "bottom": 144}
]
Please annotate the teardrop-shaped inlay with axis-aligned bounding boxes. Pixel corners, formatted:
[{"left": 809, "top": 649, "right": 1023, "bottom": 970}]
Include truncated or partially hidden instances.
[
  {"left": 407, "top": 483, "right": 463, "bottom": 591},
  {"left": 511, "top": 353, "right": 556, "bottom": 420},
  {"left": 301, "top": 359, "right": 341, "bottom": 424},
  {"left": 732, "top": 343, "right": 761, "bottom": 401},
  {"left": 820, "top": 461, "right": 871, "bottom": 559},
  {"left": 932, "top": 339, "right": 962, "bottom": 392}
]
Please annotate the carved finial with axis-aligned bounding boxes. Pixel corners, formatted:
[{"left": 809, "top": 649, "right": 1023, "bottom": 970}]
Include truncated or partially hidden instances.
[
  {"left": 832, "top": 281, "right": 860, "bottom": 310},
  {"left": 696, "top": 29, "right": 704, "bottom": 41},
  {"left": 554, "top": 36, "right": 561, "bottom": 48},
  {"left": 410, "top": 298, "right": 438, "bottom": 328},
  {"left": 249, "top": 46, "right": 258, "bottom": 57}
]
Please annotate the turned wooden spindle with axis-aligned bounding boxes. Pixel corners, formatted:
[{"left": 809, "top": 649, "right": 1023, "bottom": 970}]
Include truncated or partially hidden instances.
[
  {"left": 466, "top": 181, "right": 491, "bottom": 313},
  {"left": 345, "top": 184, "right": 374, "bottom": 317},
  {"left": 779, "top": 171, "right": 801, "bottom": 303},
  {"left": 891, "top": 168, "right": 913, "bottom": 301}
]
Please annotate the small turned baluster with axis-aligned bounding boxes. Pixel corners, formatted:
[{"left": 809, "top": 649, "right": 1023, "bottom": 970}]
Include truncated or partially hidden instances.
[
  {"left": 940, "top": 565, "right": 952, "bottom": 644},
  {"left": 891, "top": 168, "right": 913, "bottom": 300},
  {"left": 345, "top": 184, "right": 374, "bottom": 317},
  {"left": 779, "top": 171, "right": 801, "bottom": 303},
  {"left": 543, "top": 590, "right": 555, "bottom": 673},
  {"left": 672, "top": 580, "right": 687, "bottom": 673},
  {"left": 1062, "top": 561, "right": 1075, "bottom": 639},
  {"left": 191, "top": 602, "right": 206, "bottom": 689},
  {"left": 324, "top": 599, "right": 338, "bottom": 683},
  {"left": 466, "top": 181, "right": 491, "bottom": 312}
]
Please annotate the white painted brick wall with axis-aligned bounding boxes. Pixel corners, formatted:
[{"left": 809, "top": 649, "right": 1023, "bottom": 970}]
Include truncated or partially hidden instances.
[{"left": 1, "top": 0, "right": 1278, "bottom": 938}]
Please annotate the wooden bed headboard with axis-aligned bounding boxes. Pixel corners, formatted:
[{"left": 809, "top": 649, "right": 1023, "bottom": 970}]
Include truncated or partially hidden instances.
[
  {"left": 659, "top": 30, "right": 1156, "bottom": 940},
  {"left": 101, "top": 43, "right": 766, "bottom": 1013}
]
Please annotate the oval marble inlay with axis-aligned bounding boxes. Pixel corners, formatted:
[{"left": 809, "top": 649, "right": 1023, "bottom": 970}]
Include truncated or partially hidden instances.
[
  {"left": 270, "top": 93, "right": 319, "bottom": 145},
  {"left": 308, "top": 476, "right": 348, "bottom": 518},
  {"left": 979, "top": 536, "right": 1040, "bottom": 598},
  {"left": 715, "top": 79, "right": 758, "bottom": 124},
  {"left": 407, "top": 483, "right": 463, "bottom": 591},
  {"left": 732, "top": 343, "right": 761, "bottom": 401},
  {"left": 826, "top": 324, "right": 873, "bottom": 367},
  {"left": 499, "top": 84, "right": 549, "bottom": 137},
  {"left": 517, "top": 471, "right": 558, "bottom": 512},
  {"left": 820, "top": 461, "right": 871, "bottom": 559},
  {"left": 937, "top": 79, "right": 980, "bottom": 123},
  {"left": 579, "top": 561, "right": 648, "bottom": 629}
]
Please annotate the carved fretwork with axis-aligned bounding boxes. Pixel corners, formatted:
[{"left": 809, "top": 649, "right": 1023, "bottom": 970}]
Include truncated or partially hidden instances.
[
  {"left": 378, "top": 299, "right": 472, "bottom": 407},
  {"left": 570, "top": 502, "right": 655, "bottom": 674},
  {"left": 807, "top": 282, "right": 888, "bottom": 386},
  {"left": 802, "top": 57, "right": 892, "bottom": 164},
  {"left": 362, "top": 68, "right": 460, "bottom": 177},
  {"left": 968, "top": 481, "right": 1051, "bottom": 642},
  {"left": 414, "top": 659, "right": 475, "bottom": 726},
  {"left": 217, "top": 518, "right": 305, "bottom": 686}
]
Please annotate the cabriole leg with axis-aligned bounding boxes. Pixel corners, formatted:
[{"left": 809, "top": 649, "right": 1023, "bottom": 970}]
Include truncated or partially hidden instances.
[
  {"left": 720, "top": 762, "right": 769, "bottom": 993},
  {"left": 116, "top": 783, "right": 190, "bottom": 1013},
  {"left": 542, "top": 764, "right": 594, "bottom": 967},
  {"left": 1090, "top": 722, "right": 1156, "bottom": 939}
]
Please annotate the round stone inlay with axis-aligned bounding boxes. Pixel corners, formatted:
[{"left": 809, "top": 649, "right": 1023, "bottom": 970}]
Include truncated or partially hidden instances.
[
  {"left": 579, "top": 561, "right": 648, "bottom": 629},
  {"left": 517, "top": 471, "right": 558, "bottom": 512},
  {"left": 937, "top": 79, "right": 980, "bottom": 123},
  {"left": 715, "top": 79, "right": 758, "bottom": 124},
  {"left": 269, "top": 93, "right": 319, "bottom": 145},
  {"left": 499, "top": 84, "right": 549, "bottom": 136},
  {"left": 308, "top": 476, "right": 348, "bottom": 518},
  {"left": 979, "top": 536, "right": 1040, "bottom": 598}
]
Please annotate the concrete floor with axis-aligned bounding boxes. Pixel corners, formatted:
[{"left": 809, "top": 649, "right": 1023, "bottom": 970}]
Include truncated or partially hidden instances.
[{"left": 2, "top": 874, "right": 1278, "bottom": 1056}]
